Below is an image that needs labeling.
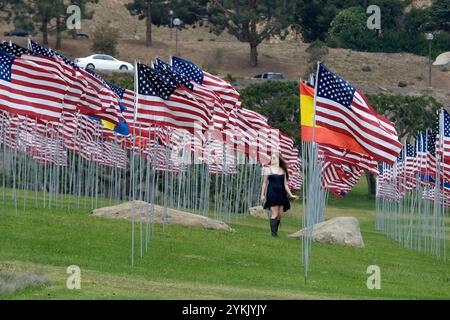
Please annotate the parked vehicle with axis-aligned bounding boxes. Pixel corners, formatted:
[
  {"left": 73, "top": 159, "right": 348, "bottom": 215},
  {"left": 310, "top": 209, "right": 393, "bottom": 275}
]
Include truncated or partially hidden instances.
[
  {"left": 4, "top": 28, "right": 36, "bottom": 37},
  {"left": 75, "top": 33, "right": 89, "bottom": 39},
  {"left": 254, "top": 72, "right": 284, "bottom": 80},
  {"left": 74, "top": 54, "right": 134, "bottom": 71}
]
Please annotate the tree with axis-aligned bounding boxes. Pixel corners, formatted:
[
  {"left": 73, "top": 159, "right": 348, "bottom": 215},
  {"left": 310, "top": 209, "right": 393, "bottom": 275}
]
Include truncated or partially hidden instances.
[
  {"left": 239, "top": 81, "right": 300, "bottom": 147},
  {"left": 29, "top": 0, "right": 57, "bottom": 47},
  {"left": 126, "top": 0, "right": 207, "bottom": 47},
  {"left": 54, "top": 0, "right": 98, "bottom": 49},
  {"left": 363, "top": 93, "right": 443, "bottom": 195},
  {"left": 1, "top": 0, "right": 35, "bottom": 33},
  {"left": 327, "top": 6, "right": 376, "bottom": 51},
  {"left": 3, "top": 1, "right": 98, "bottom": 49},
  {"left": 304, "top": 40, "right": 329, "bottom": 78},
  {"left": 429, "top": 0, "right": 450, "bottom": 32},
  {"left": 292, "top": 0, "right": 368, "bottom": 42},
  {"left": 367, "top": 94, "right": 442, "bottom": 141},
  {"left": 208, "top": 0, "right": 296, "bottom": 67}
]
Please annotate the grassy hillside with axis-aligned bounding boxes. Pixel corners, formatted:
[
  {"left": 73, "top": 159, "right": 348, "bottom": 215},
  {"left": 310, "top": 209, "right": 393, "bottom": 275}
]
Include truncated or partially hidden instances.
[{"left": 0, "top": 181, "right": 449, "bottom": 299}]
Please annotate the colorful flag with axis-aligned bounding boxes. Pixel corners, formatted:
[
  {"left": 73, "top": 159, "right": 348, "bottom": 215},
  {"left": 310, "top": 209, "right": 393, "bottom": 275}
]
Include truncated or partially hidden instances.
[
  {"left": 300, "top": 82, "right": 369, "bottom": 155},
  {"left": 314, "top": 64, "right": 401, "bottom": 164}
]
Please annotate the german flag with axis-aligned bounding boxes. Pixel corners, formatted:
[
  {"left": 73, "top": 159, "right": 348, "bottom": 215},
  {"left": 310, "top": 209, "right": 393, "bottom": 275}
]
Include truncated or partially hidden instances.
[{"left": 300, "top": 82, "right": 369, "bottom": 155}]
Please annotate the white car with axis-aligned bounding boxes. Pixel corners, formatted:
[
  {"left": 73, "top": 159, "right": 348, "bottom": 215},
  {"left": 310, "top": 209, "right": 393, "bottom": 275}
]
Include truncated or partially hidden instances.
[{"left": 74, "top": 54, "right": 134, "bottom": 71}]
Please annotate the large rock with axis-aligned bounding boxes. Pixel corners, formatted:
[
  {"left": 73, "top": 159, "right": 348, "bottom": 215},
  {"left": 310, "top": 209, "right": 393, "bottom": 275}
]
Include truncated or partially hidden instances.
[
  {"left": 249, "top": 206, "right": 269, "bottom": 219},
  {"left": 433, "top": 52, "right": 450, "bottom": 66},
  {"left": 92, "top": 200, "right": 235, "bottom": 232},
  {"left": 288, "top": 217, "right": 364, "bottom": 248}
]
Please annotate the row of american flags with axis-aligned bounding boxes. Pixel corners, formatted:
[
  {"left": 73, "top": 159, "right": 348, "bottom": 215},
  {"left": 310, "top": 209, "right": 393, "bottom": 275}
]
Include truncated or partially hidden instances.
[
  {"left": 378, "top": 109, "right": 450, "bottom": 205},
  {"left": 0, "top": 40, "right": 302, "bottom": 189}
]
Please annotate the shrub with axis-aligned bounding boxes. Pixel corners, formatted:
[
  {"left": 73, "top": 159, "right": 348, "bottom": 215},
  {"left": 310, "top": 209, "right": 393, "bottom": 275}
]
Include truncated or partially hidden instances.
[
  {"left": 91, "top": 23, "right": 120, "bottom": 56},
  {"left": 305, "top": 40, "right": 329, "bottom": 78},
  {"left": 225, "top": 73, "right": 236, "bottom": 84},
  {"left": 105, "top": 72, "right": 134, "bottom": 90},
  {"left": 362, "top": 64, "right": 373, "bottom": 72}
]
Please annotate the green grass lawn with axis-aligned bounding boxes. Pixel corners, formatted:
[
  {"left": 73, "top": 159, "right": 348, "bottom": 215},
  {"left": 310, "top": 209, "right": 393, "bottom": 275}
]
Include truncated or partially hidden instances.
[{"left": 0, "top": 181, "right": 449, "bottom": 299}]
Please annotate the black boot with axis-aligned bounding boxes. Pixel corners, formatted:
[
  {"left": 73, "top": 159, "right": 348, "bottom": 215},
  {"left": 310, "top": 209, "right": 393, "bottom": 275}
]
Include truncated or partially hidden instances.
[
  {"left": 276, "top": 218, "right": 281, "bottom": 232},
  {"left": 270, "top": 218, "right": 278, "bottom": 237}
]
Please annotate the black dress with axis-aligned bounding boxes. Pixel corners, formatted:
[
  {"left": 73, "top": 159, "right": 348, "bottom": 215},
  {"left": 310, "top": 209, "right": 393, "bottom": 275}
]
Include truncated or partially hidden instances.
[{"left": 263, "top": 169, "right": 291, "bottom": 212}]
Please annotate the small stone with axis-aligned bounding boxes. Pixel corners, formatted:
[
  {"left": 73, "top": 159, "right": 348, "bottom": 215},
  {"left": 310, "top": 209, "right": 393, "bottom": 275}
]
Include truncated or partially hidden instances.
[{"left": 398, "top": 81, "right": 408, "bottom": 88}]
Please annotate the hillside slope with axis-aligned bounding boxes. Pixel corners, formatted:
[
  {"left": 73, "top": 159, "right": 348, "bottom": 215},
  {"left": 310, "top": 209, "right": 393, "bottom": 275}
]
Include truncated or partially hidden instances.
[{"left": 0, "top": 0, "right": 448, "bottom": 105}]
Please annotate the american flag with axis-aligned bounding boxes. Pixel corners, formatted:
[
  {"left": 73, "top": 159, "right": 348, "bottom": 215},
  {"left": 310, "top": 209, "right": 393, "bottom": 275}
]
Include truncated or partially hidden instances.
[
  {"left": 396, "top": 143, "right": 418, "bottom": 191},
  {"left": 322, "top": 162, "right": 363, "bottom": 196},
  {"left": 437, "top": 109, "right": 450, "bottom": 163},
  {"left": 318, "top": 145, "right": 379, "bottom": 175},
  {"left": 427, "top": 128, "right": 438, "bottom": 176},
  {"left": 377, "top": 166, "right": 402, "bottom": 201},
  {"left": 29, "top": 40, "right": 125, "bottom": 126},
  {"left": 155, "top": 58, "right": 229, "bottom": 132},
  {"left": 0, "top": 49, "right": 67, "bottom": 122},
  {"left": 171, "top": 56, "right": 240, "bottom": 115},
  {"left": 314, "top": 64, "right": 401, "bottom": 165},
  {"left": 416, "top": 131, "right": 428, "bottom": 175},
  {"left": 136, "top": 62, "right": 211, "bottom": 133}
]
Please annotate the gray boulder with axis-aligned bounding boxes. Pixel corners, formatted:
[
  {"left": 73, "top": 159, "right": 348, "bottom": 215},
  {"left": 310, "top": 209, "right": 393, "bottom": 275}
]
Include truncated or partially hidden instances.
[
  {"left": 92, "top": 200, "right": 235, "bottom": 232},
  {"left": 288, "top": 217, "right": 364, "bottom": 248}
]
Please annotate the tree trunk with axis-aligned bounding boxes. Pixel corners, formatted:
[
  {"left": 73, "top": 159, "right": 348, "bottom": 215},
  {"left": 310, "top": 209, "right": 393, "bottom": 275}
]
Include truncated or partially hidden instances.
[
  {"left": 146, "top": 3, "right": 152, "bottom": 47},
  {"left": 55, "top": 15, "right": 62, "bottom": 50},
  {"left": 249, "top": 19, "right": 258, "bottom": 67},
  {"left": 41, "top": 16, "right": 49, "bottom": 47},
  {"left": 366, "top": 173, "right": 376, "bottom": 196},
  {"left": 249, "top": 42, "right": 258, "bottom": 67}
]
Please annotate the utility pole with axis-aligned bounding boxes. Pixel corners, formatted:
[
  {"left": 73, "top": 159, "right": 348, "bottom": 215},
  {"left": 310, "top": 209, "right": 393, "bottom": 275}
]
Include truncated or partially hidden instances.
[
  {"left": 169, "top": 10, "right": 174, "bottom": 40},
  {"left": 426, "top": 32, "right": 434, "bottom": 90},
  {"left": 173, "top": 18, "right": 182, "bottom": 56}
]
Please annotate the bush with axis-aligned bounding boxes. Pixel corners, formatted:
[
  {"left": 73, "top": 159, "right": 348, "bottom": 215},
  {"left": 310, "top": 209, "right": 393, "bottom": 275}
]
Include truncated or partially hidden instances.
[
  {"left": 105, "top": 72, "right": 134, "bottom": 90},
  {"left": 362, "top": 64, "right": 373, "bottom": 72},
  {"left": 91, "top": 23, "right": 120, "bottom": 56},
  {"left": 327, "top": 6, "right": 376, "bottom": 51},
  {"left": 238, "top": 81, "right": 300, "bottom": 148},
  {"left": 305, "top": 40, "right": 329, "bottom": 77},
  {"left": 325, "top": 3, "right": 450, "bottom": 58}
]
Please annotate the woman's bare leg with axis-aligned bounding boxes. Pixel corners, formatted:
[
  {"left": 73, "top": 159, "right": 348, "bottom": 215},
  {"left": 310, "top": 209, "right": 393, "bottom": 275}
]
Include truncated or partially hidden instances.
[
  {"left": 270, "top": 206, "right": 278, "bottom": 219},
  {"left": 277, "top": 206, "right": 284, "bottom": 219}
]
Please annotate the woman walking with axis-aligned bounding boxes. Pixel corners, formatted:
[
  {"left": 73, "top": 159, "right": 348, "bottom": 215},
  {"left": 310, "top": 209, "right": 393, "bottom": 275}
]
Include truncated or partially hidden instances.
[{"left": 260, "top": 153, "right": 298, "bottom": 237}]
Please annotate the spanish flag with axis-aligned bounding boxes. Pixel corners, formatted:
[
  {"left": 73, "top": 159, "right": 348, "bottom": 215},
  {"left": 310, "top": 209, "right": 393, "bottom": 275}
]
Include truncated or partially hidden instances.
[{"left": 300, "top": 82, "right": 369, "bottom": 155}]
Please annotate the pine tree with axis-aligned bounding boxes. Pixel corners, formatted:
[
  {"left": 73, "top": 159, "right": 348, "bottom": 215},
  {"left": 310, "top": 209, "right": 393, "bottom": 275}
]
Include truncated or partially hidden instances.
[
  {"left": 126, "top": 0, "right": 207, "bottom": 47},
  {"left": 208, "top": 0, "right": 296, "bottom": 67}
]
